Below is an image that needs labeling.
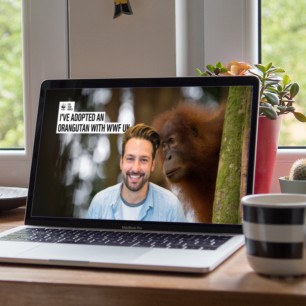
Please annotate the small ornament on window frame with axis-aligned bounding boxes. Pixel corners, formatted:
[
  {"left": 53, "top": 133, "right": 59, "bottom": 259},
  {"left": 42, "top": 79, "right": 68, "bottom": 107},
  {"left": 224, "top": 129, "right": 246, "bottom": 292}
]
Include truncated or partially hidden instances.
[{"left": 113, "top": 0, "right": 133, "bottom": 19}]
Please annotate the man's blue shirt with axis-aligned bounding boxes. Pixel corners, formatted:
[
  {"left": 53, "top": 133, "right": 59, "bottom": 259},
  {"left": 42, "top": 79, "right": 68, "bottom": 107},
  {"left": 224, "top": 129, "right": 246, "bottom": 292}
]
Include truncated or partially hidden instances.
[{"left": 87, "top": 182, "right": 186, "bottom": 222}]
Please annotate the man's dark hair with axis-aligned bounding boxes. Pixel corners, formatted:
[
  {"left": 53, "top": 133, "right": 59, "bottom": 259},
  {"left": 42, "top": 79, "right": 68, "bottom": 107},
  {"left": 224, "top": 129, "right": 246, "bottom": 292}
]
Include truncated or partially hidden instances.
[{"left": 122, "top": 123, "right": 160, "bottom": 159}]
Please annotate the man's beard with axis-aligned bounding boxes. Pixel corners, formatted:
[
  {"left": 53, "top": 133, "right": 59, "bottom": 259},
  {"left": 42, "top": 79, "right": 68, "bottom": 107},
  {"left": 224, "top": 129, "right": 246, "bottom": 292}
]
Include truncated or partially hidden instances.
[{"left": 122, "top": 171, "right": 149, "bottom": 192}]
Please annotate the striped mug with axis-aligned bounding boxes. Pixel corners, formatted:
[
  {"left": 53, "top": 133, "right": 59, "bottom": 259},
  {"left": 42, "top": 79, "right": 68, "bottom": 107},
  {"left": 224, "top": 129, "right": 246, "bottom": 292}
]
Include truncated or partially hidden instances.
[{"left": 242, "top": 194, "right": 306, "bottom": 277}]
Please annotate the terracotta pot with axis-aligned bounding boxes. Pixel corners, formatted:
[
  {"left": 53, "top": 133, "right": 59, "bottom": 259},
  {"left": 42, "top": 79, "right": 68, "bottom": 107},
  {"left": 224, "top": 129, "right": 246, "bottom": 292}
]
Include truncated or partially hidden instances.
[{"left": 254, "top": 116, "right": 282, "bottom": 194}]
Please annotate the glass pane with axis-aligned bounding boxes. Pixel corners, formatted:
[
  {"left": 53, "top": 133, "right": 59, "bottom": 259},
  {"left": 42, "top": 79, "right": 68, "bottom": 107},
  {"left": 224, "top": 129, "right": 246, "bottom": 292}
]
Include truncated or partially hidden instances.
[
  {"left": 261, "top": 0, "right": 306, "bottom": 146},
  {"left": 0, "top": 0, "right": 24, "bottom": 148}
]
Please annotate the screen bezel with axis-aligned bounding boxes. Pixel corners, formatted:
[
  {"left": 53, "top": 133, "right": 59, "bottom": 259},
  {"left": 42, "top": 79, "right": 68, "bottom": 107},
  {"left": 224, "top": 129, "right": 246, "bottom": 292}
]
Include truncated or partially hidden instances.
[{"left": 25, "top": 76, "right": 259, "bottom": 234}]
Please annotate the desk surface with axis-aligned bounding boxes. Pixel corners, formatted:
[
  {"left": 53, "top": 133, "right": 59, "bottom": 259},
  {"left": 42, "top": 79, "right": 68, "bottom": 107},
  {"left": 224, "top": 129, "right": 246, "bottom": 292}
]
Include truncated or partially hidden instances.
[{"left": 1, "top": 207, "right": 306, "bottom": 306}]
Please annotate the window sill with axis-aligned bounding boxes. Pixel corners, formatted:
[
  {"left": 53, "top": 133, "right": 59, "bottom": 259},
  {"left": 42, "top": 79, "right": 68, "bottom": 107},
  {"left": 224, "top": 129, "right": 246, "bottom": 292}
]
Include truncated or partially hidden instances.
[{"left": 270, "top": 147, "right": 306, "bottom": 193}]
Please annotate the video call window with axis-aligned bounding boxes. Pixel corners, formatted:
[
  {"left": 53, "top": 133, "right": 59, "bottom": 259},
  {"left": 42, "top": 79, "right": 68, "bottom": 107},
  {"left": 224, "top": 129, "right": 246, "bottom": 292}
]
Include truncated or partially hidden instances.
[{"left": 31, "top": 85, "right": 253, "bottom": 225}]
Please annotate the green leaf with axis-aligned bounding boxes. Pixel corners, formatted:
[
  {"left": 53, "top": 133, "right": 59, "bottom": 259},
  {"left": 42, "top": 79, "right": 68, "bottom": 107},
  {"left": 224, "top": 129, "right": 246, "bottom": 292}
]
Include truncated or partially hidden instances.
[
  {"left": 286, "top": 106, "right": 295, "bottom": 112},
  {"left": 266, "top": 80, "right": 280, "bottom": 87},
  {"left": 260, "top": 105, "right": 278, "bottom": 120},
  {"left": 263, "top": 92, "right": 279, "bottom": 105},
  {"left": 206, "top": 64, "right": 215, "bottom": 74},
  {"left": 276, "top": 84, "right": 283, "bottom": 92},
  {"left": 290, "top": 83, "right": 299, "bottom": 98},
  {"left": 274, "top": 68, "right": 286, "bottom": 73},
  {"left": 195, "top": 68, "right": 203, "bottom": 76},
  {"left": 216, "top": 62, "right": 223, "bottom": 69},
  {"left": 282, "top": 75, "right": 291, "bottom": 86},
  {"left": 266, "top": 76, "right": 282, "bottom": 83},
  {"left": 255, "top": 64, "right": 267, "bottom": 73},
  {"left": 293, "top": 112, "right": 306, "bottom": 122},
  {"left": 267, "top": 86, "right": 278, "bottom": 91},
  {"left": 277, "top": 105, "right": 286, "bottom": 111}
]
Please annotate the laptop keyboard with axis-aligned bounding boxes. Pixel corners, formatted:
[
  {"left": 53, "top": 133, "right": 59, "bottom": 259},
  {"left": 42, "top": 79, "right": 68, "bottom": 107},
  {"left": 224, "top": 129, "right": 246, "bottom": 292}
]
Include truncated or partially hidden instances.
[{"left": 0, "top": 228, "right": 232, "bottom": 250}]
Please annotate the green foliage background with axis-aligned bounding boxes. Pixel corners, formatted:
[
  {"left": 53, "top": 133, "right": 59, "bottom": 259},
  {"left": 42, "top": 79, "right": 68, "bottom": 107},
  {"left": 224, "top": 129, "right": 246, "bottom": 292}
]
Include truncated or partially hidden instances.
[
  {"left": 0, "top": 0, "right": 23, "bottom": 148},
  {"left": 262, "top": 0, "right": 306, "bottom": 145}
]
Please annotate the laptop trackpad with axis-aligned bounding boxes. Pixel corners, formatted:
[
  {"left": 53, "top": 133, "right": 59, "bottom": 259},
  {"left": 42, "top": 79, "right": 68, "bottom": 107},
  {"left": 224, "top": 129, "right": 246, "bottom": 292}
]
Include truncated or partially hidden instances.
[{"left": 18, "top": 244, "right": 150, "bottom": 264}]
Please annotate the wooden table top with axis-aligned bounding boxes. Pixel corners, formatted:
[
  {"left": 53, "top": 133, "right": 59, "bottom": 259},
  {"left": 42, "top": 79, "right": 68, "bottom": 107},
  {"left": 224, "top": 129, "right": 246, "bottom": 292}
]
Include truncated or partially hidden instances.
[{"left": 0, "top": 207, "right": 306, "bottom": 306}]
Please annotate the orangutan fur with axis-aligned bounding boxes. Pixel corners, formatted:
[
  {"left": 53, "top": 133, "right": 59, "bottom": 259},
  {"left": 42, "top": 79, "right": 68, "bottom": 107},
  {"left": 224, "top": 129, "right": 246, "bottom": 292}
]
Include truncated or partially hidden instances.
[{"left": 152, "top": 102, "right": 225, "bottom": 223}]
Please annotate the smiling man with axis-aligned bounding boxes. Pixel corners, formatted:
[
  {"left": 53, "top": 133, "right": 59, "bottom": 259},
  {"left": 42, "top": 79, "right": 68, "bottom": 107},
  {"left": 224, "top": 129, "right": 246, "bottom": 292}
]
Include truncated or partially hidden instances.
[{"left": 87, "top": 123, "right": 186, "bottom": 222}]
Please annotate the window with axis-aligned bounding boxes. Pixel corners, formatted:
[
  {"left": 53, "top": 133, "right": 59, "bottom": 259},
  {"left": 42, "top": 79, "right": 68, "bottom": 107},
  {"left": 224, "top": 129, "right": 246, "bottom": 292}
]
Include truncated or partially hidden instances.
[
  {"left": 261, "top": 0, "right": 306, "bottom": 146},
  {"left": 0, "top": 0, "right": 68, "bottom": 188},
  {"left": 0, "top": 0, "right": 24, "bottom": 148},
  {"left": 1, "top": 0, "right": 304, "bottom": 189}
]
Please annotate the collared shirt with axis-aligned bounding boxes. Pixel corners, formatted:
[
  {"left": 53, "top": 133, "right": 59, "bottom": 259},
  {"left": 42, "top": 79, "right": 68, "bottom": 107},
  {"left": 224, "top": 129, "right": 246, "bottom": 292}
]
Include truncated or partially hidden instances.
[{"left": 87, "top": 182, "right": 186, "bottom": 222}]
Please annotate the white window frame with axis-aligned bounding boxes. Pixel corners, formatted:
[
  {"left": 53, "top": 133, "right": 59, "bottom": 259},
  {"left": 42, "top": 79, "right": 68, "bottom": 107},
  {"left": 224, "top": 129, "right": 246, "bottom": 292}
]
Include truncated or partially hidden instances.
[
  {"left": 0, "top": 0, "right": 304, "bottom": 192},
  {"left": 0, "top": 0, "right": 68, "bottom": 187}
]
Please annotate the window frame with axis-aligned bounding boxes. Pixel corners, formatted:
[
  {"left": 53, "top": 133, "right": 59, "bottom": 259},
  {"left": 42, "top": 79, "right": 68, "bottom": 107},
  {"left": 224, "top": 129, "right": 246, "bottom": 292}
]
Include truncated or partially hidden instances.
[
  {"left": 258, "top": 0, "right": 306, "bottom": 191},
  {"left": 0, "top": 0, "right": 68, "bottom": 187},
  {"left": 0, "top": 0, "right": 304, "bottom": 192}
]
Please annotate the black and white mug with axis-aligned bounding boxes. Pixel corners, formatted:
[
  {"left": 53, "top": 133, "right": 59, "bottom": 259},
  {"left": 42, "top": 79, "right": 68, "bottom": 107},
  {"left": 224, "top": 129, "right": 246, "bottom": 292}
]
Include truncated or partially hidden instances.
[{"left": 242, "top": 194, "right": 306, "bottom": 277}]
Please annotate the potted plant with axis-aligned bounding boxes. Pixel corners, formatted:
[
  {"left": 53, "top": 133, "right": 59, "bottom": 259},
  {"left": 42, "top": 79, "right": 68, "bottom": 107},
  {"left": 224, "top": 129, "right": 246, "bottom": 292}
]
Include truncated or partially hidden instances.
[
  {"left": 196, "top": 61, "right": 305, "bottom": 122},
  {"left": 279, "top": 159, "right": 306, "bottom": 194},
  {"left": 196, "top": 61, "right": 306, "bottom": 193}
]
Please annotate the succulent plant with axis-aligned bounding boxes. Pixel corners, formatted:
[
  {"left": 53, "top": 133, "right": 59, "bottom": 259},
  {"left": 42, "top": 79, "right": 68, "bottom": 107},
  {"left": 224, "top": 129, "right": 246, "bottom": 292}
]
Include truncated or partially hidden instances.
[
  {"left": 248, "top": 63, "right": 302, "bottom": 121},
  {"left": 289, "top": 159, "right": 306, "bottom": 181},
  {"left": 196, "top": 61, "right": 306, "bottom": 122}
]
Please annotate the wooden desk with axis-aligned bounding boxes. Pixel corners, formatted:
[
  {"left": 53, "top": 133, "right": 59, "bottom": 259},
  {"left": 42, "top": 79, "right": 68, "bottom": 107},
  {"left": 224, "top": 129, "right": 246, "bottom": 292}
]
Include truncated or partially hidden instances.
[{"left": 1, "top": 208, "right": 306, "bottom": 306}]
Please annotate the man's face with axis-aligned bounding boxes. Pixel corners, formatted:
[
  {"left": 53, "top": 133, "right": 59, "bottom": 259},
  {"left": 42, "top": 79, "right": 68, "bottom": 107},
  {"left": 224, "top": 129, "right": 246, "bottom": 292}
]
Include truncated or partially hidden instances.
[{"left": 120, "top": 138, "right": 155, "bottom": 193}]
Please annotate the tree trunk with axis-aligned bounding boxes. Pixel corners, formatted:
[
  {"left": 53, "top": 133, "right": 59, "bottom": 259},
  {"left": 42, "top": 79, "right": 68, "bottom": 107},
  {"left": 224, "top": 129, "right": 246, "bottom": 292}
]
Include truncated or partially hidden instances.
[{"left": 212, "top": 86, "right": 252, "bottom": 224}]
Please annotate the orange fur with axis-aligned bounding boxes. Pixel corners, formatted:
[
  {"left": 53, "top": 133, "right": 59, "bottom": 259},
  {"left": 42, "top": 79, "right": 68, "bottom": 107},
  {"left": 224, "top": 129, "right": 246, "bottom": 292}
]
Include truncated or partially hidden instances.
[{"left": 152, "top": 103, "right": 224, "bottom": 223}]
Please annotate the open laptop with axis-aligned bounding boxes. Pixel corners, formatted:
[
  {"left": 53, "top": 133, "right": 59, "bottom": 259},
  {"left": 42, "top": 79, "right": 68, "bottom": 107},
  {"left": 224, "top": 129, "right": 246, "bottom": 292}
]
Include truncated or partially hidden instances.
[{"left": 0, "top": 76, "right": 259, "bottom": 273}]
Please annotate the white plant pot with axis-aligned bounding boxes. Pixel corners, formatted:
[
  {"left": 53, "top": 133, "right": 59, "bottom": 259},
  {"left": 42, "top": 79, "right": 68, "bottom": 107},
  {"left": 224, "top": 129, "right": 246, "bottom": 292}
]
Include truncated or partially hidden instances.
[{"left": 279, "top": 176, "right": 306, "bottom": 194}]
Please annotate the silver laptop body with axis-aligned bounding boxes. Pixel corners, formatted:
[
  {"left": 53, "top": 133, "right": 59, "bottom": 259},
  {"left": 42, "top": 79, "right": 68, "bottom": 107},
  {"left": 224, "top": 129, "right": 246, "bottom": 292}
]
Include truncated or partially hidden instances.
[{"left": 0, "top": 76, "right": 259, "bottom": 273}]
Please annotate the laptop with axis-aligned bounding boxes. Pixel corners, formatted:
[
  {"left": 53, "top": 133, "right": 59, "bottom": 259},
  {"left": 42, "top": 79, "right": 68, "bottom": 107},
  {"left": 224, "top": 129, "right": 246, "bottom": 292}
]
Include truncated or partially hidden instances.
[{"left": 0, "top": 76, "right": 259, "bottom": 273}]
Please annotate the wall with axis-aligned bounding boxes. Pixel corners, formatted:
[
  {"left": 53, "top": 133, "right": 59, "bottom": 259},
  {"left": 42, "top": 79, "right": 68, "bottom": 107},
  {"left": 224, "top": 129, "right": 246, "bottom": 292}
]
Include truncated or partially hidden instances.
[{"left": 68, "top": 0, "right": 176, "bottom": 78}]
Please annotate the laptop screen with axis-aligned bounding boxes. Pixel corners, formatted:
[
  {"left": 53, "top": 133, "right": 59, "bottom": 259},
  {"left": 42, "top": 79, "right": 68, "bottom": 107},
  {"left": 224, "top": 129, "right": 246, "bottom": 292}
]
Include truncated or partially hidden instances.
[{"left": 26, "top": 77, "right": 259, "bottom": 231}]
